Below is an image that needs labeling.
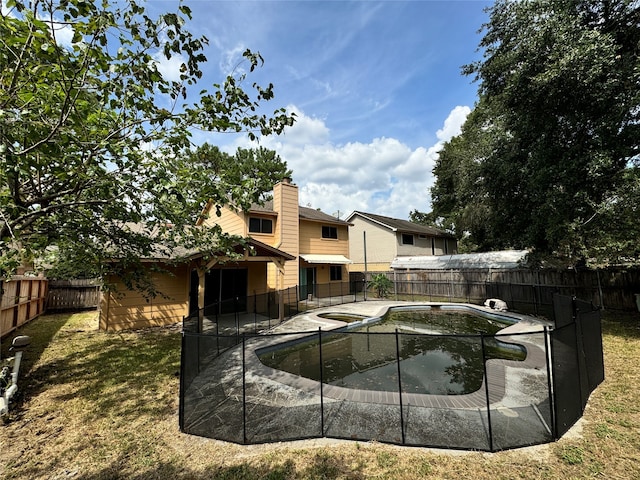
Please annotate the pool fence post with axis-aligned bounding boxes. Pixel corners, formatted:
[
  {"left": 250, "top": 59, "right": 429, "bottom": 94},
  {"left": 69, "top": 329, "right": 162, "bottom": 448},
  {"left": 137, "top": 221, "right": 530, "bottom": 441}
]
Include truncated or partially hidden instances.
[
  {"left": 179, "top": 332, "right": 186, "bottom": 432},
  {"left": 235, "top": 297, "right": 240, "bottom": 338},
  {"left": 534, "top": 271, "right": 540, "bottom": 316},
  {"left": 215, "top": 311, "right": 220, "bottom": 356},
  {"left": 318, "top": 327, "right": 325, "bottom": 437},
  {"left": 242, "top": 334, "right": 247, "bottom": 444},
  {"left": 544, "top": 326, "right": 556, "bottom": 440},
  {"left": 450, "top": 269, "right": 453, "bottom": 302},
  {"left": 395, "top": 328, "right": 406, "bottom": 445},
  {"left": 394, "top": 270, "right": 398, "bottom": 301},
  {"left": 329, "top": 282, "right": 333, "bottom": 306},
  {"left": 253, "top": 293, "right": 258, "bottom": 333},
  {"left": 363, "top": 231, "right": 368, "bottom": 301},
  {"left": 267, "top": 292, "right": 271, "bottom": 326},
  {"left": 480, "top": 334, "right": 494, "bottom": 451}
]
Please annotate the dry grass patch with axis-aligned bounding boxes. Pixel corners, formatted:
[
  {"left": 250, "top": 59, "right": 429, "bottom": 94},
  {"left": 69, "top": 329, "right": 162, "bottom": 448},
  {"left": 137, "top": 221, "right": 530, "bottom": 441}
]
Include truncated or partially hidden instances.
[{"left": 1, "top": 309, "right": 639, "bottom": 479}]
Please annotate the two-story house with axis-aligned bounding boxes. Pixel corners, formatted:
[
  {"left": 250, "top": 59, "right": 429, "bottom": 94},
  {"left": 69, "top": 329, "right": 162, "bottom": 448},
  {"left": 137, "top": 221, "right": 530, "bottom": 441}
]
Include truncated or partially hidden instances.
[
  {"left": 99, "top": 179, "right": 351, "bottom": 331},
  {"left": 198, "top": 178, "right": 352, "bottom": 301},
  {"left": 345, "top": 211, "right": 457, "bottom": 272}
]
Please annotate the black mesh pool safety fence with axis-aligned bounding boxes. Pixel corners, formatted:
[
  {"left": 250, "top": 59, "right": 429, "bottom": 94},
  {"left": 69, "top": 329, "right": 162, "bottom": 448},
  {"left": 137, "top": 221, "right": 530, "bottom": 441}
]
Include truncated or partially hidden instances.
[{"left": 179, "top": 293, "right": 603, "bottom": 451}]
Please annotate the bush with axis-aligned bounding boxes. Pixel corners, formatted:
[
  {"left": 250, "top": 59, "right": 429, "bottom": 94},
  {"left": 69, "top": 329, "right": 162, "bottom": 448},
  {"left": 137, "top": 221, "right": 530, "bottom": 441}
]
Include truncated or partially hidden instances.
[{"left": 368, "top": 274, "right": 393, "bottom": 298}]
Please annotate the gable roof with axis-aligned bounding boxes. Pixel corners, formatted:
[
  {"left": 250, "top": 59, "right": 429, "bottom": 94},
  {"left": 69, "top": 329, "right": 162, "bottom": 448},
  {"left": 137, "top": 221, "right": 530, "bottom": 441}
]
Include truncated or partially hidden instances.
[
  {"left": 249, "top": 201, "right": 350, "bottom": 225},
  {"left": 107, "top": 223, "right": 294, "bottom": 262},
  {"left": 346, "top": 211, "right": 454, "bottom": 238},
  {"left": 299, "top": 206, "right": 351, "bottom": 225}
]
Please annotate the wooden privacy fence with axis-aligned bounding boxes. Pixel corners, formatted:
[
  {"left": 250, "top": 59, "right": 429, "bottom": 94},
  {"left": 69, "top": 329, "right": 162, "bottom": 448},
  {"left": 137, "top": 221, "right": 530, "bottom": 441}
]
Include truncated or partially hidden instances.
[
  {"left": 1, "top": 276, "right": 48, "bottom": 338},
  {"left": 359, "top": 268, "right": 640, "bottom": 314},
  {"left": 47, "top": 279, "right": 102, "bottom": 311}
]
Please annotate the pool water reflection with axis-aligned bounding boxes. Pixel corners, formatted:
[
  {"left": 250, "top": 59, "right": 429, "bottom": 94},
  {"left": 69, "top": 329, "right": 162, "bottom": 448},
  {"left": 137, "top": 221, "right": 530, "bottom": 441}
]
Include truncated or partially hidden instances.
[{"left": 258, "top": 307, "right": 526, "bottom": 395}]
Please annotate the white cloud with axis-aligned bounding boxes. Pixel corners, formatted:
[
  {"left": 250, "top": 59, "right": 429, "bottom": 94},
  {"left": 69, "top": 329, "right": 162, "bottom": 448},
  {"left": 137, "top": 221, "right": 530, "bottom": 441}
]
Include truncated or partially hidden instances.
[
  {"left": 279, "top": 106, "right": 330, "bottom": 146},
  {"left": 217, "top": 44, "right": 249, "bottom": 76},
  {"left": 48, "top": 21, "right": 74, "bottom": 48},
  {"left": 212, "top": 104, "right": 471, "bottom": 220},
  {"left": 153, "top": 51, "right": 187, "bottom": 83},
  {"left": 436, "top": 105, "right": 471, "bottom": 142}
]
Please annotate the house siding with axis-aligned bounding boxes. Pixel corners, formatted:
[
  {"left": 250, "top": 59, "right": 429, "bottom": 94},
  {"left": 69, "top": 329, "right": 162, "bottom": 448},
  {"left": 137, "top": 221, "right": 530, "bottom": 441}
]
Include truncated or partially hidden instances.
[
  {"left": 299, "top": 220, "right": 350, "bottom": 285},
  {"left": 203, "top": 204, "right": 247, "bottom": 236},
  {"left": 99, "top": 264, "right": 189, "bottom": 331},
  {"left": 299, "top": 221, "right": 350, "bottom": 256},
  {"left": 348, "top": 216, "right": 397, "bottom": 268},
  {"left": 269, "top": 180, "right": 299, "bottom": 289},
  {"left": 247, "top": 263, "right": 268, "bottom": 294},
  {"left": 432, "top": 237, "right": 455, "bottom": 255},
  {"left": 397, "top": 233, "right": 439, "bottom": 256}
]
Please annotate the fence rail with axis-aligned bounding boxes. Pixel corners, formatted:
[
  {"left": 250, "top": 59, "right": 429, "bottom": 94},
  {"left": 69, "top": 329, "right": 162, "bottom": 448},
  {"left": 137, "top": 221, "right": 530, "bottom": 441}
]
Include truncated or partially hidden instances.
[
  {"left": 1, "top": 276, "right": 48, "bottom": 338},
  {"left": 46, "top": 279, "right": 101, "bottom": 311},
  {"left": 182, "top": 274, "right": 612, "bottom": 338},
  {"left": 366, "top": 268, "right": 640, "bottom": 312}
]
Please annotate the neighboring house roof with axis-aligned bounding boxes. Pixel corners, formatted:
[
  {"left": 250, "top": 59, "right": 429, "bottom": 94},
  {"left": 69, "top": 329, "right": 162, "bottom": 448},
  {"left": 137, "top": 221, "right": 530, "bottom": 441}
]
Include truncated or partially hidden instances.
[
  {"left": 250, "top": 201, "right": 351, "bottom": 225},
  {"left": 390, "top": 250, "right": 529, "bottom": 270},
  {"left": 346, "top": 211, "right": 454, "bottom": 237}
]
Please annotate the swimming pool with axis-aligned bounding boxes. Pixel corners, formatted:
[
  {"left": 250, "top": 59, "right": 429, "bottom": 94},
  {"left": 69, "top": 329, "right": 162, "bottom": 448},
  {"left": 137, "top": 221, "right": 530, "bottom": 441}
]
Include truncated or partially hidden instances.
[{"left": 258, "top": 306, "right": 527, "bottom": 395}]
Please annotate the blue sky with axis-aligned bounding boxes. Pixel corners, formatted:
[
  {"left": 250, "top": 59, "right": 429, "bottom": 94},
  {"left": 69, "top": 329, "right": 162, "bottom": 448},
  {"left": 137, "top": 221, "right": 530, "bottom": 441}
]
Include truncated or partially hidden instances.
[{"left": 73, "top": 1, "right": 495, "bottom": 220}]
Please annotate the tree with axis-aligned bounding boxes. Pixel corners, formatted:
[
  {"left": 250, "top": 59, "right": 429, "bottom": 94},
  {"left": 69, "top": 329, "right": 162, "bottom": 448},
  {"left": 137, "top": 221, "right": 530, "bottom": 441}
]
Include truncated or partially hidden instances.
[
  {"left": 424, "top": 97, "right": 508, "bottom": 253},
  {"left": 0, "top": 0, "right": 295, "bottom": 279},
  {"left": 45, "top": 144, "right": 291, "bottom": 282},
  {"left": 429, "top": 0, "right": 640, "bottom": 265}
]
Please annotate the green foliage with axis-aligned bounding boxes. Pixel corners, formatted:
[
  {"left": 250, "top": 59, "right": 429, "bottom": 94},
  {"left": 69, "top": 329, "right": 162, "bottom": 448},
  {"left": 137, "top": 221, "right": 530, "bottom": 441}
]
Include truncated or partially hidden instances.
[
  {"left": 368, "top": 273, "right": 393, "bottom": 298},
  {"left": 183, "top": 144, "right": 292, "bottom": 219},
  {"left": 429, "top": 0, "right": 640, "bottom": 265},
  {"left": 0, "top": 0, "right": 294, "bottom": 282}
]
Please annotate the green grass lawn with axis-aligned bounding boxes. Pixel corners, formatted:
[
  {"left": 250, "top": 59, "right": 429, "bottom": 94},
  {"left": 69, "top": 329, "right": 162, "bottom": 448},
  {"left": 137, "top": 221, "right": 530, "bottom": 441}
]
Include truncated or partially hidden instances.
[{"left": 1, "top": 309, "right": 639, "bottom": 479}]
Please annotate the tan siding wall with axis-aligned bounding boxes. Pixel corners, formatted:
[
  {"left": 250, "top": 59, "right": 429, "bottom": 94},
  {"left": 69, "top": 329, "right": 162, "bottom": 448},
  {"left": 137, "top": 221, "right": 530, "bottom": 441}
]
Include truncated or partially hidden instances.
[
  {"left": 306, "top": 263, "right": 348, "bottom": 284},
  {"left": 272, "top": 181, "right": 299, "bottom": 289},
  {"left": 348, "top": 216, "right": 397, "bottom": 269},
  {"left": 202, "top": 205, "right": 246, "bottom": 236},
  {"left": 99, "top": 265, "right": 189, "bottom": 331},
  {"left": 349, "top": 262, "right": 391, "bottom": 272},
  {"left": 247, "top": 213, "right": 277, "bottom": 246},
  {"left": 299, "top": 222, "right": 350, "bottom": 256},
  {"left": 247, "top": 263, "right": 268, "bottom": 294}
]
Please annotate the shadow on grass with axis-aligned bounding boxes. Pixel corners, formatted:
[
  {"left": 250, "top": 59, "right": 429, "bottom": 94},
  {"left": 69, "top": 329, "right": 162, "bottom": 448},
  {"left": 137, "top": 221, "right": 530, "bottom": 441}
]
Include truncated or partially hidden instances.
[
  {"left": 69, "top": 449, "right": 364, "bottom": 480},
  {"left": 1, "top": 312, "right": 71, "bottom": 367},
  {"left": 11, "top": 312, "right": 182, "bottom": 422},
  {"left": 1, "top": 312, "right": 73, "bottom": 413},
  {"left": 601, "top": 310, "right": 640, "bottom": 339}
]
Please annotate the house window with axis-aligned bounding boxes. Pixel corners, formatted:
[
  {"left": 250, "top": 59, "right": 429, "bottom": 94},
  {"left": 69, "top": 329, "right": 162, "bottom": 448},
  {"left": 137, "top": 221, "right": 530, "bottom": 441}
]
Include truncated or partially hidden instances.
[
  {"left": 249, "top": 217, "right": 273, "bottom": 234},
  {"left": 401, "top": 233, "right": 414, "bottom": 245},
  {"left": 322, "top": 226, "right": 338, "bottom": 239},
  {"left": 431, "top": 237, "right": 435, "bottom": 255},
  {"left": 330, "top": 265, "right": 342, "bottom": 281}
]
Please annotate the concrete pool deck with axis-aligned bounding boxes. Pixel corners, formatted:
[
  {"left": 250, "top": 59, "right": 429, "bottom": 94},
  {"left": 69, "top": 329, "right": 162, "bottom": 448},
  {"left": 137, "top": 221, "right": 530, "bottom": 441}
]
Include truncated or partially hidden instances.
[
  {"left": 182, "top": 301, "right": 556, "bottom": 449},
  {"left": 246, "top": 301, "right": 552, "bottom": 409}
]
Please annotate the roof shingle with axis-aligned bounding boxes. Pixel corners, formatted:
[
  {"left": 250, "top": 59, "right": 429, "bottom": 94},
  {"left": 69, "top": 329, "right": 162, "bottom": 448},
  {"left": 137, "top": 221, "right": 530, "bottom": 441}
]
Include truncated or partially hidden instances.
[{"left": 348, "top": 211, "right": 454, "bottom": 237}]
